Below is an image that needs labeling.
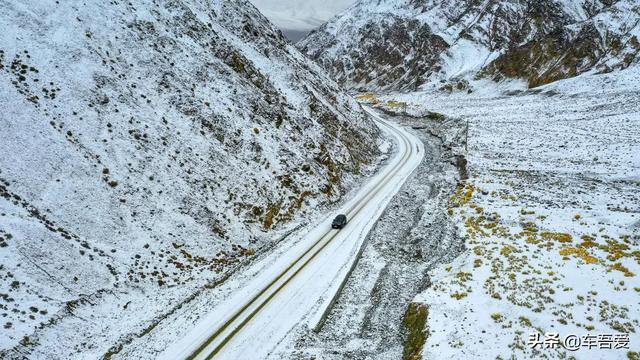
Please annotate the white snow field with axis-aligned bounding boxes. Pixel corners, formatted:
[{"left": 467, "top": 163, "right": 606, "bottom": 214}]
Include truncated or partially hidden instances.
[
  {"left": 157, "top": 109, "right": 424, "bottom": 359},
  {"left": 379, "top": 66, "right": 640, "bottom": 359}
]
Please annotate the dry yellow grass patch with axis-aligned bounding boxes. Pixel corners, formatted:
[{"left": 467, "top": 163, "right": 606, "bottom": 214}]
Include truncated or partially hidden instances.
[{"left": 559, "top": 246, "right": 599, "bottom": 264}]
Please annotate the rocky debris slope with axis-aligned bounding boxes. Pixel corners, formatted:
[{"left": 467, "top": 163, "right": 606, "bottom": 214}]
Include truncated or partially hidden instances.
[
  {"left": 299, "top": 0, "right": 640, "bottom": 91},
  {"left": 0, "top": 0, "right": 381, "bottom": 356}
]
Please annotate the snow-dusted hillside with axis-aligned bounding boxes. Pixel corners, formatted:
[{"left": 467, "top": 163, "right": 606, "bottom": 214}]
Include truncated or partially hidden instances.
[
  {"left": 375, "top": 67, "right": 640, "bottom": 359},
  {"left": 299, "top": 0, "right": 640, "bottom": 91},
  {"left": 0, "top": 0, "right": 381, "bottom": 357}
]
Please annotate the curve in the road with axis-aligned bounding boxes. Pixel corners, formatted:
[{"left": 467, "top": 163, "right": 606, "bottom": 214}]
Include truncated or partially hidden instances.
[{"left": 178, "top": 108, "right": 416, "bottom": 360}]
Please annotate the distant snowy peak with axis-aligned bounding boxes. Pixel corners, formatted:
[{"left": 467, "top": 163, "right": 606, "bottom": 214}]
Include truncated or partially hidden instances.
[
  {"left": 250, "top": 0, "right": 355, "bottom": 31},
  {"left": 299, "top": 0, "right": 640, "bottom": 91}
]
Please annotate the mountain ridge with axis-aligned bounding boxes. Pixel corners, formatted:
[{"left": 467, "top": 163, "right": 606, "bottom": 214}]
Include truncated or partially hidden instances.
[{"left": 299, "top": 0, "right": 640, "bottom": 91}]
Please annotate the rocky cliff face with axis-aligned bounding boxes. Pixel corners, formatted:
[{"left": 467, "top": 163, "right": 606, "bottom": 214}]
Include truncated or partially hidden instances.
[
  {"left": 299, "top": 0, "right": 640, "bottom": 91},
  {"left": 0, "top": 0, "right": 379, "bottom": 355}
]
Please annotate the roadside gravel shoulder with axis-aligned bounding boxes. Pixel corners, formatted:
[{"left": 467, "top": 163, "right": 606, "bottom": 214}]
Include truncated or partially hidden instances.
[{"left": 284, "top": 110, "right": 467, "bottom": 359}]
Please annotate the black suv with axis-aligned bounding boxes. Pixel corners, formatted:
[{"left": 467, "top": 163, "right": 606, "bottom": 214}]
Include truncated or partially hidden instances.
[{"left": 332, "top": 214, "right": 347, "bottom": 229}]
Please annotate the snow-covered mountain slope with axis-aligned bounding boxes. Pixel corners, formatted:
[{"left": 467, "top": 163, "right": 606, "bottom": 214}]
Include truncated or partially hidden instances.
[
  {"left": 0, "top": 0, "right": 381, "bottom": 356},
  {"left": 375, "top": 66, "right": 640, "bottom": 359},
  {"left": 299, "top": 0, "right": 640, "bottom": 91}
]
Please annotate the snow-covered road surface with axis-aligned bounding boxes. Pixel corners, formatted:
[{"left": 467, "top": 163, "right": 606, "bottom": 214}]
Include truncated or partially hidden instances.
[{"left": 160, "top": 108, "right": 424, "bottom": 359}]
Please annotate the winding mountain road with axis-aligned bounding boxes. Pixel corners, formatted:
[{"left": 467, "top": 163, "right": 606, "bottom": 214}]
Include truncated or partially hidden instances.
[{"left": 161, "top": 107, "right": 424, "bottom": 359}]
